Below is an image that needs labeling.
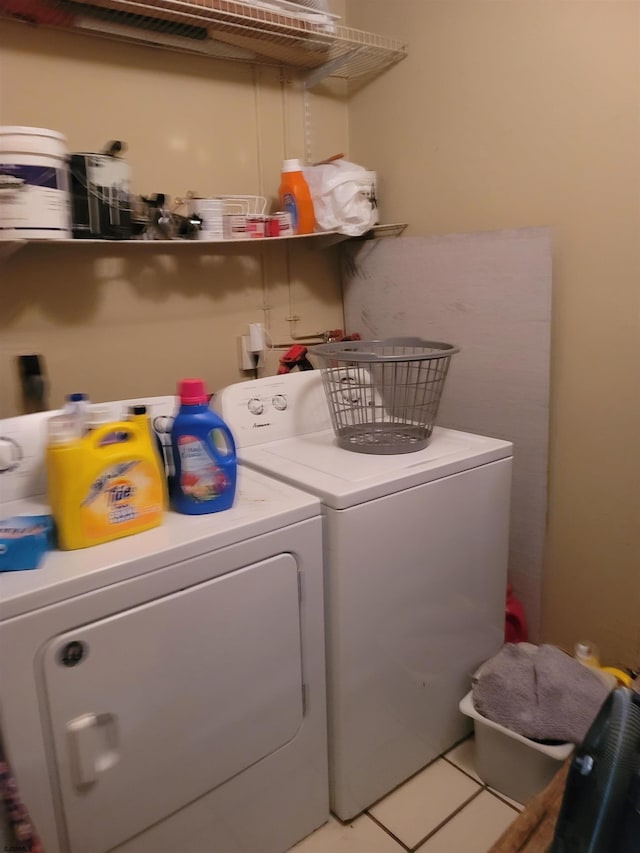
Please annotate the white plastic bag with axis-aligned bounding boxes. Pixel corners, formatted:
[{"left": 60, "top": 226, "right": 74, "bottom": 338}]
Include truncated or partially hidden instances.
[{"left": 303, "top": 160, "right": 377, "bottom": 237}]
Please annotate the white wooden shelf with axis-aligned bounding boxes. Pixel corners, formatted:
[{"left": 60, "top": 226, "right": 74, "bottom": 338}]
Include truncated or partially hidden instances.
[
  {"left": 1, "top": 1, "right": 408, "bottom": 88},
  {"left": 0, "top": 230, "right": 338, "bottom": 263},
  {"left": 0, "top": 225, "right": 406, "bottom": 264}
]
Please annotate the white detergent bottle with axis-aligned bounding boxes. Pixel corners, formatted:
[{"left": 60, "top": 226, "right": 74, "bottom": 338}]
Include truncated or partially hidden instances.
[{"left": 63, "top": 391, "right": 91, "bottom": 435}]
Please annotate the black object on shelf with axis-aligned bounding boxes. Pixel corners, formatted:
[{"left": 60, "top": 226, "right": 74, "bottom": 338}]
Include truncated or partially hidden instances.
[{"left": 69, "top": 147, "right": 132, "bottom": 240}]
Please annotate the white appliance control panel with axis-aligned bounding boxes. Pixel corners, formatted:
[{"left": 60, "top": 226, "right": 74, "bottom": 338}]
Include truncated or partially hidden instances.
[{"left": 214, "top": 371, "right": 331, "bottom": 448}]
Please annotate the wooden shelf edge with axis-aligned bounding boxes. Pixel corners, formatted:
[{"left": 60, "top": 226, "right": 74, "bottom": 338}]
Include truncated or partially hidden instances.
[
  {"left": 0, "top": 231, "right": 344, "bottom": 262},
  {"left": 0, "top": 240, "right": 27, "bottom": 263},
  {"left": 0, "top": 225, "right": 406, "bottom": 263}
]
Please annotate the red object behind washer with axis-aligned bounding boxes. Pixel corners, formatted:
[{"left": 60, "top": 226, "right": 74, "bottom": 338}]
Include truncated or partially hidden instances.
[{"left": 505, "top": 584, "right": 528, "bottom": 643}]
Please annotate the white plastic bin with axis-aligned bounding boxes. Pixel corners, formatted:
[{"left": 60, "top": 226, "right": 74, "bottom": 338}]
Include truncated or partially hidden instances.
[
  {"left": 0, "top": 126, "right": 72, "bottom": 239},
  {"left": 459, "top": 691, "right": 573, "bottom": 805}
]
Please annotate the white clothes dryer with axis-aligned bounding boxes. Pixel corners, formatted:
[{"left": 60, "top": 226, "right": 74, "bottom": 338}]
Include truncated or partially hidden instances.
[
  {"left": 0, "top": 397, "right": 328, "bottom": 853},
  {"left": 215, "top": 371, "right": 513, "bottom": 821}
]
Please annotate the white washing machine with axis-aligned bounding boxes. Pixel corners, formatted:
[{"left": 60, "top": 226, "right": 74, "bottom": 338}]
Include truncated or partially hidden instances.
[
  {"left": 215, "top": 370, "right": 513, "bottom": 821},
  {"left": 0, "top": 398, "right": 328, "bottom": 853}
]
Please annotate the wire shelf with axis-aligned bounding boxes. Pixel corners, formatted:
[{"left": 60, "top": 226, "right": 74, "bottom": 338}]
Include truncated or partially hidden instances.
[{"left": 1, "top": 1, "right": 408, "bottom": 86}]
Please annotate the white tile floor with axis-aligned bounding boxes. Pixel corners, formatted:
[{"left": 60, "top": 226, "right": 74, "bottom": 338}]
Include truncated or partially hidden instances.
[{"left": 290, "top": 737, "right": 523, "bottom": 853}]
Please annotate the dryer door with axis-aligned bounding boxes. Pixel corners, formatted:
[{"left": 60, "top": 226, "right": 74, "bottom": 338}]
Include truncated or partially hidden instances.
[{"left": 40, "top": 554, "right": 304, "bottom": 853}]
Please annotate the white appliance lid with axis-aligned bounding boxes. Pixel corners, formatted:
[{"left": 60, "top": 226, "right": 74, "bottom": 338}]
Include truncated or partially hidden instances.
[
  {"left": 214, "top": 371, "right": 513, "bottom": 509},
  {"left": 239, "top": 425, "right": 513, "bottom": 509},
  {"left": 0, "top": 466, "right": 320, "bottom": 620}
]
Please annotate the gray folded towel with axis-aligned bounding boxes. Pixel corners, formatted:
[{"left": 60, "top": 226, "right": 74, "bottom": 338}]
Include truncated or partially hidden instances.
[{"left": 472, "top": 643, "right": 610, "bottom": 744}]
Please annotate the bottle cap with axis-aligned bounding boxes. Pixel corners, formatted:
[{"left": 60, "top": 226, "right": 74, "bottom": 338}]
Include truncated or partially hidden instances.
[
  {"left": 575, "top": 641, "right": 599, "bottom": 666},
  {"left": 47, "top": 414, "right": 78, "bottom": 445},
  {"left": 67, "top": 392, "right": 88, "bottom": 402},
  {"left": 178, "top": 378, "right": 208, "bottom": 405},
  {"left": 282, "top": 158, "right": 303, "bottom": 173}
]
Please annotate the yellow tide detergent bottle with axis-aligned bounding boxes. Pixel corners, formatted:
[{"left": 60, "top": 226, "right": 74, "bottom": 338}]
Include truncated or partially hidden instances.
[{"left": 46, "top": 404, "right": 167, "bottom": 550}]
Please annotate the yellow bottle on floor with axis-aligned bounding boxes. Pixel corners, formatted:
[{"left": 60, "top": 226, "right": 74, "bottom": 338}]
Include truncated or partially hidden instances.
[{"left": 46, "top": 412, "right": 167, "bottom": 550}]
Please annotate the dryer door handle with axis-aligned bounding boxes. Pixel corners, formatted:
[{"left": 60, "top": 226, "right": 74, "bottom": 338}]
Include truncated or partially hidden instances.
[{"left": 67, "top": 712, "right": 120, "bottom": 788}]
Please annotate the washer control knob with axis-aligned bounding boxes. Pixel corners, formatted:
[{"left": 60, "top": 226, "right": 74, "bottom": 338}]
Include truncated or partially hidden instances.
[
  {"left": 272, "top": 395, "right": 287, "bottom": 411},
  {"left": 0, "top": 438, "right": 21, "bottom": 472},
  {"left": 248, "top": 398, "right": 264, "bottom": 415}
]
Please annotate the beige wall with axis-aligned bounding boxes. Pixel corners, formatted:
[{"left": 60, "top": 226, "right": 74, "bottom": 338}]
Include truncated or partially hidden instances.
[
  {"left": 346, "top": 1, "right": 640, "bottom": 666},
  {"left": 3, "top": 3, "right": 640, "bottom": 666},
  {"left": 0, "top": 15, "right": 348, "bottom": 413}
]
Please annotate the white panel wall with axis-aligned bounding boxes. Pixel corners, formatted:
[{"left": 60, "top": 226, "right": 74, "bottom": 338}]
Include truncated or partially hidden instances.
[{"left": 343, "top": 227, "right": 552, "bottom": 639}]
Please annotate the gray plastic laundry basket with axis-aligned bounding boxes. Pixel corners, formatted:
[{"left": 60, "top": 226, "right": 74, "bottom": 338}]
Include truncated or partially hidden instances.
[{"left": 312, "top": 337, "right": 459, "bottom": 454}]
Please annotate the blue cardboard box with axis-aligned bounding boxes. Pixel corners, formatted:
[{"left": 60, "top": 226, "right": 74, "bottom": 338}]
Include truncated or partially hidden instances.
[{"left": 0, "top": 515, "right": 55, "bottom": 572}]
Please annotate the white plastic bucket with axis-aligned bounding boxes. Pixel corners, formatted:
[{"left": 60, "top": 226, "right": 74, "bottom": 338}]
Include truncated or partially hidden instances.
[
  {"left": 0, "top": 126, "right": 72, "bottom": 239},
  {"left": 459, "top": 691, "right": 574, "bottom": 804},
  {"left": 190, "top": 197, "right": 224, "bottom": 240}
]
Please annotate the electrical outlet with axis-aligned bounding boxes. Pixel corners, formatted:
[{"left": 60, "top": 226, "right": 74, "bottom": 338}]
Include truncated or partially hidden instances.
[{"left": 16, "top": 353, "right": 49, "bottom": 413}]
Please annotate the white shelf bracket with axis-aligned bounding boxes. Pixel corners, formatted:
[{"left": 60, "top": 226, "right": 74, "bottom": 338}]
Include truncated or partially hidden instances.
[{"left": 303, "top": 47, "right": 364, "bottom": 89}]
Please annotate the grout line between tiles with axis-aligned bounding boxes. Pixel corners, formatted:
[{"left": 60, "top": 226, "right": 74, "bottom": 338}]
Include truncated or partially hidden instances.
[
  {"left": 361, "top": 754, "right": 448, "bottom": 821},
  {"left": 358, "top": 733, "right": 475, "bottom": 815},
  {"left": 363, "top": 741, "right": 473, "bottom": 818},
  {"left": 485, "top": 787, "right": 525, "bottom": 813},
  {"left": 441, "top": 754, "right": 482, "bottom": 786},
  {"left": 407, "top": 786, "right": 485, "bottom": 852},
  {"left": 364, "top": 812, "right": 412, "bottom": 852},
  {"left": 441, "top": 749, "right": 524, "bottom": 814}
]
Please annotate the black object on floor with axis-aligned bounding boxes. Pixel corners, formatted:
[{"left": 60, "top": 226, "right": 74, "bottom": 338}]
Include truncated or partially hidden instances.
[{"left": 551, "top": 687, "right": 640, "bottom": 853}]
